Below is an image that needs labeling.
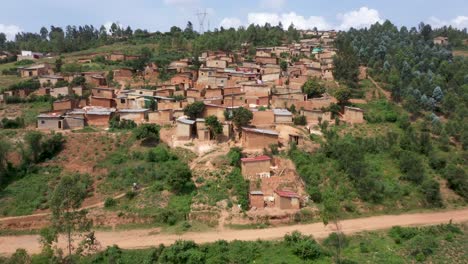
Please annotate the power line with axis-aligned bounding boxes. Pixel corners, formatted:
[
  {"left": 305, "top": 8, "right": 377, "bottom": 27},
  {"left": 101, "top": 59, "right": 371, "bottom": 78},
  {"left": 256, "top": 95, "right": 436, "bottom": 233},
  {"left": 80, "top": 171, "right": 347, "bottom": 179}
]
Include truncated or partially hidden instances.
[{"left": 196, "top": 9, "right": 207, "bottom": 34}]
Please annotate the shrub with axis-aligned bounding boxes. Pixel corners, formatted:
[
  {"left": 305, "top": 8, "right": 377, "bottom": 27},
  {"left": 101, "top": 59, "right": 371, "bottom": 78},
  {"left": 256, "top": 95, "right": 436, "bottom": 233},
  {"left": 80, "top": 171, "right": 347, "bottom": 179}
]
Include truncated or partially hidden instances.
[
  {"left": 292, "top": 239, "right": 324, "bottom": 260},
  {"left": 226, "top": 147, "right": 242, "bottom": 167},
  {"left": 293, "top": 115, "right": 307, "bottom": 125},
  {"left": 125, "top": 191, "right": 137, "bottom": 200},
  {"left": 104, "top": 198, "right": 116, "bottom": 208}
]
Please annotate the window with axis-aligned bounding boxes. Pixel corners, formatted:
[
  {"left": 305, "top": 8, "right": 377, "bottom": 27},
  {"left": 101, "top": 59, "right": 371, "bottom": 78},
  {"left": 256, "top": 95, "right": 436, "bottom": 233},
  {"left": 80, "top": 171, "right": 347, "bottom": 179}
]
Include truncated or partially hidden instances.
[
  {"left": 121, "top": 99, "right": 125, "bottom": 104},
  {"left": 40, "top": 120, "right": 45, "bottom": 124}
]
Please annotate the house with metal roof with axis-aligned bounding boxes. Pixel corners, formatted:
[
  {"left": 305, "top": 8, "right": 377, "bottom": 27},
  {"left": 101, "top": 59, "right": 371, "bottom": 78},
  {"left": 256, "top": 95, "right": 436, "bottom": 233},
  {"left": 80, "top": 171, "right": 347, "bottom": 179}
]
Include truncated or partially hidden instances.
[{"left": 241, "top": 127, "right": 279, "bottom": 150}]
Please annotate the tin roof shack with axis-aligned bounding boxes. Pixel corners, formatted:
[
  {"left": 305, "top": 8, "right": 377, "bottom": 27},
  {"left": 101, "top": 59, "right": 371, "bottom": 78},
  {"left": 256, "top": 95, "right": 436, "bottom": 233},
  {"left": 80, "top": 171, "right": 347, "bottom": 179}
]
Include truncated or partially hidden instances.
[
  {"left": 119, "top": 109, "right": 148, "bottom": 124},
  {"left": 343, "top": 106, "right": 364, "bottom": 124},
  {"left": 249, "top": 191, "right": 265, "bottom": 209},
  {"left": 63, "top": 116, "right": 85, "bottom": 130},
  {"left": 37, "top": 113, "right": 64, "bottom": 130},
  {"left": 176, "top": 118, "right": 196, "bottom": 140},
  {"left": 196, "top": 118, "right": 210, "bottom": 141},
  {"left": 241, "top": 155, "right": 272, "bottom": 180},
  {"left": 85, "top": 108, "right": 116, "bottom": 127},
  {"left": 39, "top": 75, "right": 64, "bottom": 87},
  {"left": 91, "top": 87, "right": 116, "bottom": 108},
  {"left": 241, "top": 127, "right": 279, "bottom": 150},
  {"left": 148, "top": 109, "right": 173, "bottom": 125},
  {"left": 18, "top": 63, "right": 51, "bottom": 78},
  {"left": 273, "top": 109, "right": 293, "bottom": 124},
  {"left": 53, "top": 99, "right": 78, "bottom": 111},
  {"left": 274, "top": 190, "right": 300, "bottom": 210}
]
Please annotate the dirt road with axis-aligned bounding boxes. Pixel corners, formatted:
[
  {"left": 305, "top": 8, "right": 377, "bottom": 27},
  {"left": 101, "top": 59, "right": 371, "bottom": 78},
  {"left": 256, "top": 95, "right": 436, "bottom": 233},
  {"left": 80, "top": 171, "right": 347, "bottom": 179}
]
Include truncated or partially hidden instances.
[{"left": 1, "top": 208, "right": 467, "bottom": 255}]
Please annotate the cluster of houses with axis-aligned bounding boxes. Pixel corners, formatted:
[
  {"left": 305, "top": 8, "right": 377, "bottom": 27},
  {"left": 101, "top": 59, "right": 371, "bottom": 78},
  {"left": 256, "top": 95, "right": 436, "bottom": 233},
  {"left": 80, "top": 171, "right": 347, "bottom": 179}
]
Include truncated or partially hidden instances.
[{"left": 3, "top": 30, "right": 365, "bottom": 150}]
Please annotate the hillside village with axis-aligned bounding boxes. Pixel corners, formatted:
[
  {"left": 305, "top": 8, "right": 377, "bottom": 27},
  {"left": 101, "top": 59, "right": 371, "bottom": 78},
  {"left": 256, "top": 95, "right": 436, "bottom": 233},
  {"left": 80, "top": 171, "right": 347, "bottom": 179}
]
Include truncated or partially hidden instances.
[
  {"left": 0, "top": 16, "right": 467, "bottom": 263},
  {"left": 0, "top": 30, "right": 370, "bottom": 216}
]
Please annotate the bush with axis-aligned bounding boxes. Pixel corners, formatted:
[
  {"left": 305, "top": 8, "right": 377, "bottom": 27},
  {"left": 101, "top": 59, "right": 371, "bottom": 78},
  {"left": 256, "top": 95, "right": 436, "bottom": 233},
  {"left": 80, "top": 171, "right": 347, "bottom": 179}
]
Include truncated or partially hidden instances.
[
  {"left": 226, "top": 147, "right": 242, "bottom": 167},
  {"left": 443, "top": 164, "right": 468, "bottom": 200},
  {"left": 420, "top": 179, "right": 442, "bottom": 207},
  {"left": 292, "top": 238, "right": 324, "bottom": 260},
  {"left": 125, "top": 191, "right": 137, "bottom": 200},
  {"left": 293, "top": 115, "right": 307, "bottom": 125},
  {"left": 104, "top": 198, "right": 116, "bottom": 208},
  {"left": 1, "top": 117, "right": 25, "bottom": 129}
]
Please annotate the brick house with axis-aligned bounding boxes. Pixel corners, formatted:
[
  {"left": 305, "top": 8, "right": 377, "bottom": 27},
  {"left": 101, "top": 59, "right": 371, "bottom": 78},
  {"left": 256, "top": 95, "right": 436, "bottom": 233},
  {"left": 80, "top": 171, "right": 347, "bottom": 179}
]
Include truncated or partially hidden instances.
[
  {"left": 273, "top": 109, "right": 293, "bottom": 124},
  {"left": 241, "top": 155, "right": 272, "bottom": 179},
  {"left": 37, "top": 113, "right": 64, "bottom": 130},
  {"left": 39, "top": 75, "right": 64, "bottom": 87},
  {"left": 343, "top": 106, "right": 364, "bottom": 124},
  {"left": 18, "top": 63, "right": 51, "bottom": 78},
  {"left": 85, "top": 108, "right": 115, "bottom": 127},
  {"left": 147, "top": 109, "right": 173, "bottom": 125},
  {"left": 255, "top": 56, "right": 278, "bottom": 65},
  {"left": 119, "top": 109, "right": 149, "bottom": 124},
  {"left": 91, "top": 87, "right": 116, "bottom": 108},
  {"left": 249, "top": 191, "right": 265, "bottom": 209},
  {"left": 251, "top": 110, "right": 275, "bottom": 127},
  {"left": 176, "top": 118, "right": 195, "bottom": 140},
  {"left": 274, "top": 190, "right": 300, "bottom": 210},
  {"left": 50, "top": 86, "right": 72, "bottom": 98},
  {"left": 53, "top": 99, "right": 78, "bottom": 111},
  {"left": 241, "top": 127, "right": 279, "bottom": 150}
]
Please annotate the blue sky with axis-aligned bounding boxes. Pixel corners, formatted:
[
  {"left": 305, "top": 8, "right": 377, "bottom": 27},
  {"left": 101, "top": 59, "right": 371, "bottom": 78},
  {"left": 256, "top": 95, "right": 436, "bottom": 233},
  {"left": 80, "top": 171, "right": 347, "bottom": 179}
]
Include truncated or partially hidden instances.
[{"left": 1, "top": 0, "right": 467, "bottom": 40}]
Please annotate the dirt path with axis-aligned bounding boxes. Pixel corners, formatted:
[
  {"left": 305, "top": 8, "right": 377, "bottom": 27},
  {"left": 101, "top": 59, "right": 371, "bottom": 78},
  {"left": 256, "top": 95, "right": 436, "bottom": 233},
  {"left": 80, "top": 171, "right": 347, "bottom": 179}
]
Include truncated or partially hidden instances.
[
  {"left": 368, "top": 76, "right": 391, "bottom": 101},
  {"left": 1, "top": 208, "right": 467, "bottom": 255}
]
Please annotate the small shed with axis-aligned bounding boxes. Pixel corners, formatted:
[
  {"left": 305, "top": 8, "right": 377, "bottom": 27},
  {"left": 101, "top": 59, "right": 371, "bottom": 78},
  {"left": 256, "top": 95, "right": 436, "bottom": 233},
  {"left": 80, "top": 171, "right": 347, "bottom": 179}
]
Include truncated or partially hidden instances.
[
  {"left": 37, "top": 113, "right": 63, "bottom": 130},
  {"left": 273, "top": 109, "right": 293, "bottom": 124},
  {"left": 249, "top": 191, "right": 265, "bottom": 209},
  {"left": 176, "top": 118, "right": 195, "bottom": 140},
  {"left": 241, "top": 155, "right": 272, "bottom": 179},
  {"left": 119, "top": 108, "right": 148, "bottom": 124},
  {"left": 274, "top": 190, "right": 300, "bottom": 210}
]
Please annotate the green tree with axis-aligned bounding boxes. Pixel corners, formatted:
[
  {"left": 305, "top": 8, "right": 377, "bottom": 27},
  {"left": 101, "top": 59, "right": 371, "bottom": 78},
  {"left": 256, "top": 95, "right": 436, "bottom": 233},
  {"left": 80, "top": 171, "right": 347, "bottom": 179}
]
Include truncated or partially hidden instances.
[
  {"left": 321, "top": 189, "right": 344, "bottom": 262},
  {"left": 280, "top": 60, "right": 288, "bottom": 72},
  {"left": 205, "top": 115, "right": 223, "bottom": 139},
  {"left": 133, "top": 124, "right": 160, "bottom": 142},
  {"left": 301, "top": 78, "right": 325, "bottom": 98},
  {"left": 24, "top": 131, "right": 43, "bottom": 163},
  {"left": 50, "top": 174, "right": 92, "bottom": 257},
  {"left": 183, "top": 101, "right": 205, "bottom": 120},
  {"left": 55, "top": 57, "right": 63, "bottom": 73},
  {"left": 160, "top": 160, "right": 192, "bottom": 193},
  {"left": 231, "top": 107, "right": 253, "bottom": 131},
  {"left": 334, "top": 87, "right": 351, "bottom": 106}
]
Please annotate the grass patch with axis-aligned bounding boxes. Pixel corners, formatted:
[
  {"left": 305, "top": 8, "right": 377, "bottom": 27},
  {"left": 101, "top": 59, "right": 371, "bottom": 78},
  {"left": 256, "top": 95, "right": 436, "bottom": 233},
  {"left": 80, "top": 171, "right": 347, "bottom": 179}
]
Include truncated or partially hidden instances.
[{"left": 0, "top": 167, "right": 61, "bottom": 216}]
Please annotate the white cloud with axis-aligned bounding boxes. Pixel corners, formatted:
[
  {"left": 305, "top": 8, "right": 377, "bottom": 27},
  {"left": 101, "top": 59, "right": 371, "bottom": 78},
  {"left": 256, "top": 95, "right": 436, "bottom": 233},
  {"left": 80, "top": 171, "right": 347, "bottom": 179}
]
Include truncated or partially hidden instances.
[
  {"left": 164, "top": 0, "right": 199, "bottom": 5},
  {"left": 260, "top": 0, "right": 285, "bottom": 10},
  {"left": 247, "top": 12, "right": 331, "bottom": 30},
  {"left": 220, "top": 17, "right": 242, "bottom": 29},
  {"left": 429, "top": 15, "right": 468, "bottom": 29},
  {"left": 219, "top": 7, "right": 385, "bottom": 31},
  {"left": 337, "top": 7, "right": 383, "bottom": 30},
  {"left": 0, "top": 24, "right": 22, "bottom": 41}
]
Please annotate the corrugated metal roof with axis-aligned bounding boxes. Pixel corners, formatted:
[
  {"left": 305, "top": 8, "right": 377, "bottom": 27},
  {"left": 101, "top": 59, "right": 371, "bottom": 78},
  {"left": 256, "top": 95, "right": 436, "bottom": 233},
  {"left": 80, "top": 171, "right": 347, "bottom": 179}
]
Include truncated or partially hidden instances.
[
  {"left": 119, "top": 108, "right": 149, "bottom": 113},
  {"left": 177, "top": 118, "right": 196, "bottom": 125},
  {"left": 275, "top": 190, "right": 300, "bottom": 198},
  {"left": 241, "top": 155, "right": 271, "bottom": 163},
  {"left": 250, "top": 191, "right": 264, "bottom": 195},
  {"left": 242, "top": 127, "right": 279, "bottom": 136},
  {"left": 273, "top": 109, "right": 292, "bottom": 116}
]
